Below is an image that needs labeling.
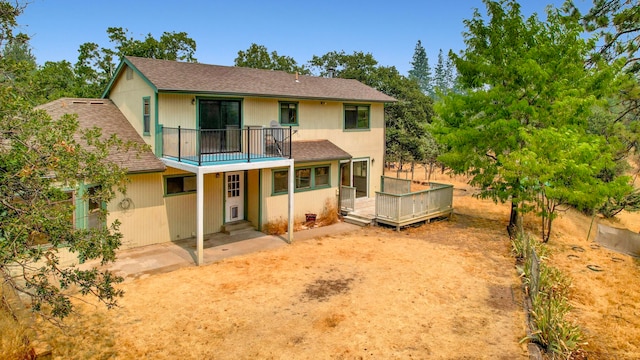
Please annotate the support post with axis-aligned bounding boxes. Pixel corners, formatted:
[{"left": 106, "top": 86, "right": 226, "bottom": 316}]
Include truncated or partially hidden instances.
[
  {"left": 287, "top": 160, "right": 294, "bottom": 244},
  {"left": 196, "top": 171, "right": 204, "bottom": 265}
]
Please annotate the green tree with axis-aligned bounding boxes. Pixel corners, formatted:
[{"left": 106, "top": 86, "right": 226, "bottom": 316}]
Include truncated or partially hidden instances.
[
  {"left": 1, "top": 2, "right": 136, "bottom": 320},
  {"left": 74, "top": 27, "right": 197, "bottom": 98},
  {"left": 408, "top": 40, "right": 432, "bottom": 95},
  {"left": 569, "top": 0, "right": 640, "bottom": 215},
  {"left": 435, "top": 0, "right": 630, "bottom": 242},
  {"left": 235, "top": 43, "right": 309, "bottom": 74},
  {"left": 308, "top": 50, "right": 379, "bottom": 81},
  {"left": 433, "top": 49, "right": 447, "bottom": 94}
]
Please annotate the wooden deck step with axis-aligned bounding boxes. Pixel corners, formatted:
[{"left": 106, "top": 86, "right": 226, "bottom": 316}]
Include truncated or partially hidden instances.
[
  {"left": 222, "top": 220, "right": 255, "bottom": 236},
  {"left": 344, "top": 213, "right": 375, "bottom": 227}
]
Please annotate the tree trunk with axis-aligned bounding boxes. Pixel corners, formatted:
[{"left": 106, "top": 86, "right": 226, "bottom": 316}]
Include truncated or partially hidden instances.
[
  {"left": 411, "top": 162, "right": 415, "bottom": 180},
  {"left": 507, "top": 201, "right": 519, "bottom": 239}
]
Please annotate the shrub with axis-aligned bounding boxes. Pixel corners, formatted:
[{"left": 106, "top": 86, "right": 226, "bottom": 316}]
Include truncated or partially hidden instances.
[
  {"left": 515, "top": 234, "right": 583, "bottom": 357},
  {"left": 318, "top": 199, "right": 339, "bottom": 226}
]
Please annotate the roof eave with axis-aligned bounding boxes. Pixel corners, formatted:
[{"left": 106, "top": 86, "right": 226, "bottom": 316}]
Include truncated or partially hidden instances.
[{"left": 157, "top": 89, "right": 396, "bottom": 103}]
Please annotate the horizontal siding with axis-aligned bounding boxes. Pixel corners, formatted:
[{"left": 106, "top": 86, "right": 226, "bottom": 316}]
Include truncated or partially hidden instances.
[
  {"left": 107, "top": 168, "right": 224, "bottom": 249},
  {"left": 261, "top": 161, "right": 340, "bottom": 226},
  {"left": 247, "top": 170, "right": 260, "bottom": 228},
  {"left": 109, "top": 66, "right": 156, "bottom": 151},
  {"left": 242, "top": 98, "right": 384, "bottom": 196},
  {"left": 158, "top": 93, "right": 196, "bottom": 129}
]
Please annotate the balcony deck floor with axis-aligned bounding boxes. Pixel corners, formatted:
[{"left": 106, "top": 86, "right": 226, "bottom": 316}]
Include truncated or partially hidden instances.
[{"left": 163, "top": 153, "right": 285, "bottom": 167}]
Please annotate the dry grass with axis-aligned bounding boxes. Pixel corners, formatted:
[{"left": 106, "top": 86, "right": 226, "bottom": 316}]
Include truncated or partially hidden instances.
[
  {"left": 262, "top": 217, "right": 289, "bottom": 235},
  {"left": 18, "top": 165, "right": 640, "bottom": 359},
  {"left": 544, "top": 209, "right": 640, "bottom": 358},
  {"left": 0, "top": 288, "right": 33, "bottom": 360},
  {"left": 36, "top": 190, "right": 528, "bottom": 359},
  {"left": 423, "top": 167, "right": 640, "bottom": 359},
  {"left": 317, "top": 198, "right": 340, "bottom": 227}
]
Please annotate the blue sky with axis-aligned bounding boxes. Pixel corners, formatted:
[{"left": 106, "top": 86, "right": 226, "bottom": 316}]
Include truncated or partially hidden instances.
[{"left": 17, "top": 0, "right": 591, "bottom": 76}]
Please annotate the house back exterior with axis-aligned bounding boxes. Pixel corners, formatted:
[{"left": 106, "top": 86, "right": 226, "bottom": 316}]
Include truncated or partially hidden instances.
[{"left": 44, "top": 56, "right": 396, "bottom": 265}]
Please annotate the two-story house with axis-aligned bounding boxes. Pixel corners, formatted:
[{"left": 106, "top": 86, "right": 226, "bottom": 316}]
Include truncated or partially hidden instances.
[{"left": 43, "top": 56, "right": 396, "bottom": 265}]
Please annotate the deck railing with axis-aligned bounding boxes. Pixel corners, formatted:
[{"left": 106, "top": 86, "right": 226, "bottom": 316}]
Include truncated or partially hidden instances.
[
  {"left": 380, "top": 176, "right": 412, "bottom": 194},
  {"left": 340, "top": 186, "right": 356, "bottom": 212},
  {"left": 375, "top": 182, "right": 453, "bottom": 227},
  {"left": 161, "top": 126, "right": 292, "bottom": 165}
]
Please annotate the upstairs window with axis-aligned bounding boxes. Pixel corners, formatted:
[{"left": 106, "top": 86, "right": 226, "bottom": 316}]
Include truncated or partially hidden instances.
[
  {"left": 143, "top": 97, "right": 151, "bottom": 135},
  {"left": 280, "top": 102, "right": 298, "bottom": 125},
  {"left": 344, "top": 104, "right": 370, "bottom": 130}
]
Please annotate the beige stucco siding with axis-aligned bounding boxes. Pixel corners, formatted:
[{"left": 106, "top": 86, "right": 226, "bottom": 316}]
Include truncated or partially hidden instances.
[
  {"left": 108, "top": 65, "right": 156, "bottom": 151},
  {"left": 107, "top": 167, "right": 224, "bottom": 249}
]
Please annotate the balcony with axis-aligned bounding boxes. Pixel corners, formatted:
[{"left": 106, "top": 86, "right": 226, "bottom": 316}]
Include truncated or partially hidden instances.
[{"left": 161, "top": 126, "right": 292, "bottom": 166}]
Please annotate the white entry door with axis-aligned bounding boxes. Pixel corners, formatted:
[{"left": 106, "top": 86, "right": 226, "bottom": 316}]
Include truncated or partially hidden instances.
[{"left": 225, "top": 172, "right": 244, "bottom": 222}]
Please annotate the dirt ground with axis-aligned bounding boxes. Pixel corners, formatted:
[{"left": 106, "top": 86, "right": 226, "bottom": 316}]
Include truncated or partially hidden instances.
[
  {"left": 39, "top": 172, "right": 529, "bottom": 359},
  {"left": 37, "top": 168, "right": 639, "bottom": 359}
]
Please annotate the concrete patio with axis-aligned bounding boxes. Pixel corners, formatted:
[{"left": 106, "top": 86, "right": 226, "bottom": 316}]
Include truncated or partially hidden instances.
[{"left": 90, "top": 221, "right": 361, "bottom": 282}]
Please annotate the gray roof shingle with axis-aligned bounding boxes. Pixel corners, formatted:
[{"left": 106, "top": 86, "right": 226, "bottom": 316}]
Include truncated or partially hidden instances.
[
  {"left": 37, "top": 98, "right": 166, "bottom": 174},
  {"left": 291, "top": 140, "right": 351, "bottom": 162},
  {"left": 122, "top": 56, "right": 397, "bottom": 103}
]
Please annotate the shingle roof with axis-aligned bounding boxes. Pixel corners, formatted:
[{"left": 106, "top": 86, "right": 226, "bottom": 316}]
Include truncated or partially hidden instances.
[
  {"left": 291, "top": 140, "right": 351, "bottom": 162},
  {"left": 122, "top": 56, "right": 397, "bottom": 103},
  {"left": 37, "top": 98, "right": 166, "bottom": 174}
]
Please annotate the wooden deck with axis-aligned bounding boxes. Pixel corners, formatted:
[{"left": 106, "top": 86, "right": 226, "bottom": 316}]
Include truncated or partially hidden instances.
[{"left": 340, "top": 178, "right": 454, "bottom": 230}]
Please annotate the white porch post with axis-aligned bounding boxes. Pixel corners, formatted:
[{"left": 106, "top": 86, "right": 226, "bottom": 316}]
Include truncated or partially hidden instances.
[
  {"left": 287, "top": 160, "right": 294, "bottom": 244},
  {"left": 196, "top": 170, "right": 204, "bottom": 265}
]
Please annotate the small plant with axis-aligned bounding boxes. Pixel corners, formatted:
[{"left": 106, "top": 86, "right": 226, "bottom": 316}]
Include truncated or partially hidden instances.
[
  {"left": 529, "top": 263, "right": 582, "bottom": 356},
  {"left": 517, "top": 234, "right": 583, "bottom": 357}
]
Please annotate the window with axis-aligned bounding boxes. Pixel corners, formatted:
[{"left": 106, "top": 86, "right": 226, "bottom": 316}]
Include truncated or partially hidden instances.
[
  {"left": 273, "top": 170, "right": 289, "bottom": 194},
  {"left": 344, "top": 104, "right": 370, "bottom": 130},
  {"left": 315, "top": 166, "right": 330, "bottom": 187},
  {"left": 143, "top": 97, "right": 151, "bottom": 135},
  {"left": 280, "top": 102, "right": 298, "bottom": 125},
  {"left": 165, "top": 175, "right": 197, "bottom": 195},
  {"left": 126, "top": 67, "right": 133, "bottom": 80},
  {"left": 272, "top": 165, "right": 331, "bottom": 195},
  {"left": 295, "top": 168, "right": 311, "bottom": 189},
  {"left": 86, "top": 185, "right": 103, "bottom": 229}
]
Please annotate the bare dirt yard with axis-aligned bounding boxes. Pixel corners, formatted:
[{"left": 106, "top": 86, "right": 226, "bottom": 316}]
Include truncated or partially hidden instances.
[{"left": 37, "top": 169, "right": 640, "bottom": 359}]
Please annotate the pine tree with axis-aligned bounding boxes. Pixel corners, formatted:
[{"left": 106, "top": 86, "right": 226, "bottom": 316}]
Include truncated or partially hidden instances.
[
  {"left": 433, "top": 49, "right": 446, "bottom": 95},
  {"left": 408, "top": 40, "right": 432, "bottom": 95}
]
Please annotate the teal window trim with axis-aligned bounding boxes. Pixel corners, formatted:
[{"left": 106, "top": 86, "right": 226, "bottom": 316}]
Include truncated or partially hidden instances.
[
  {"left": 164, "top": 174, "right": 197, "bottom": 196},
  {"left": 279, "top": 101, "right": 299, "bottom": 126},
  {"left": 272, "top": 169, "right": 289, "bottom": 195},
  {"left": 271, "top": 164, "right": 331, "bottom": 196},
  {"left": 143, "top": 96, "right": 151, "bottom": 136},
  {"left": 343, "top": 104, "right": 370, "bottom": 131}
]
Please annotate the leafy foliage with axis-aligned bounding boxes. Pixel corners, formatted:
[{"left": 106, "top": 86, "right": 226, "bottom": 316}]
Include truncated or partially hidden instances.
[
  {"left": 0, "top": 2, "right": 136, "bottom": 320},
  {"left": 234, "top": 43, "right": 309, "bottom": 74},
  {"left": 73, "top": 27, "right": 197, "bottom": 98},
  {"left": 435, "top": 0, "right": 631, "bottom": 238}
]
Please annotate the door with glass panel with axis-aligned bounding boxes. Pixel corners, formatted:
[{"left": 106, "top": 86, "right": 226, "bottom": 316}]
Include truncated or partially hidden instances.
[
  {"left": 199, "top": 99, "right": 241, "bottom": 154},
  {"left": 225, "top": 172, "right": 244, "bottom": 222}
]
